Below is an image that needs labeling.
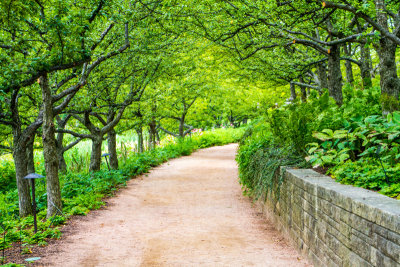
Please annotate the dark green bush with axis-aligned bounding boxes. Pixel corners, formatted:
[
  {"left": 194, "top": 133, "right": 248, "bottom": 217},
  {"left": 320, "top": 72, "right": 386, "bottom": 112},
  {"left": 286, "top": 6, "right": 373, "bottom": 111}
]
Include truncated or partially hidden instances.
[{"left": 237, "top": 121, "right": 310, "bottom": 199}]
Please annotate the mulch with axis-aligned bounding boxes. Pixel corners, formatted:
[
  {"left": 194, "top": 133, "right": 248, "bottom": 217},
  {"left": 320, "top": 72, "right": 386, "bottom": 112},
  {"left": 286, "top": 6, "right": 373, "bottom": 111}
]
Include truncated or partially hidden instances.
[{"left": 312, "top": 166, "right": 329, "bottom": 175}]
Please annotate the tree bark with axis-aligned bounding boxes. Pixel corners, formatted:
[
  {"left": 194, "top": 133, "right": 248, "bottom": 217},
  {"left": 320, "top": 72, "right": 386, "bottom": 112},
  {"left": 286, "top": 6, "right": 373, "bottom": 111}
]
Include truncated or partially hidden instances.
[
  {"left": 155, "top": 129, "right": 160, "bottom": 143},
  {"left": 89, "top": 134, "right": 103, "bottom": 172},
  {"left": 360, "top": 44, "right": 372, "bottom": 89},
  {"left": 58, "top": 150, "right": 67, "bottom": 173},
  {"left": 56, "top": 120, "right": 67, "bottom": 173},
  {"left": 327, "top": 44, "right": 343, "bottom": 105},
  {"left": 299, "top": 77, "right": 307, "bottom": 102},
  {"left": 375, "top": 0, "right": 400, "bottom": 113},
  {"left": 317, "top": 63, "right": 329, "bottom": 92},
  {"left": 11, "top": 94, "right": 39, "bottom": 216},
  {"left": 107, "top": 130, "right": 118, "bottom": 169},
  {"left": 149, "top": 120, "right": 157, "bottom": 149},
  {"left": 13, "top": 147, "right": 33, "bottom": 217},
  {"left": 90, "top": 136, "right": 103, "bottom": 172},
  {"left": 289, "top": 82, "right": 297, "bottom": 101},
  {"left": 377, "top": 39, "right": 400, "bottom": 113},
  {"left": 40, "top": 74, "right": 62, "bottom": 218},
  {"left": 344, "top": 44, "right": 354, "bottom": 85},
  {"left": 136, "top": 126, "right": 144, "bottom": 153},
  {"left": 26, "top": 134, "right": 35, "bottom": 174},
  {"left": 178, "top": 115, "right": 186, "bottom": 138}
]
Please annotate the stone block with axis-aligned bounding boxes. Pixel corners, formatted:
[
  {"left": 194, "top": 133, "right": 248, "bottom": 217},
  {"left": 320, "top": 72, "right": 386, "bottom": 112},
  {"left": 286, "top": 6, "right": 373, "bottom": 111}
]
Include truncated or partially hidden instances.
[
  {"left": 349, "top": 214, "right": 372, "bottom": 237},
  {"left": 383, "top": 255, "right": 400, "bottom": 267},
  {"left": 387, "top": 231, "right": 400, "bottom": 246},
  {"left": 351, "top": 230, "right": 373, "bottom": 261},
  {"left": 377, "top": 234, "right": 400, "bottom": 263},
  {"left": 344, "top": 252, "right": 373, "bottom": 267}
]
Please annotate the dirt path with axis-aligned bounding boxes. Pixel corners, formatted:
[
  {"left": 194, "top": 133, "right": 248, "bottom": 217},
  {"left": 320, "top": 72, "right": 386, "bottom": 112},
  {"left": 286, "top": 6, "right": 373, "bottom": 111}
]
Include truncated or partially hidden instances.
[{"left": 39, "top": 144, "right": 310, "bottom": 267}]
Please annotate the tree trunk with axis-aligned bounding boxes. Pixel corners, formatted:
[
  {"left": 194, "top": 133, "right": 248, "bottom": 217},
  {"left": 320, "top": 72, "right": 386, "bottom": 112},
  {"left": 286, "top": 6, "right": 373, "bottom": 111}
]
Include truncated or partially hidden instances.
[
  {"left": 375, "top": 0, "right": 400, "bottom": 113},
  {"left": 345, "top": 60, "right": 354, "bottom": 86},
  {"left": 56, "top": 130, "right": 67, "bottom": 173},
  {"left": 149, "top": 120, "right": 157, "bottom": 149},
  {"left": 178, "top": 121, "right": 184, "bottom": 138},
  {"left": 377, "top": 39, "right": 400, "bottom": 113},
  {"left": 155, "top": 129, "right": 160, "bottom": 143},
  {"left": 26, "top": 135, "right": 35, "bottom": 174},
  {"left": 13, "top": 146, "right": 33, "bottom": 217},
  {"left": 289, "top": 82, "right": 297, "bottom": 101},
  {"left": 316, "top": 63, "right": 328, "bottom": 94},
  {"left": 40, "top": 74, "right": 62, "bottom": 218},
  {"left": 58, "top": 151, "right": 67, "bottom": 173},
  {"left": 136, "top": 126, "right": 144, "bottom": 153},
  {"left": 299, "top": 77, "right": 307, "bottom": 102},
  {"left": 107, "top": 130, "right": 118, "bottom": 169},
  {"left": 360, "top": 44, "right": 372, "bottom": 89},
  {"left": 327, "top": 45, "right": 343, "bottom": 105},
  {"left": 55, "top": 115, "right": 69, "bottom": 173},
  {"left": 89, "top": 135, "right": 103, "bottom": 172},
  {"left": 344, "top": 44, "right": 354, "bottom": 85},
  {"left": 178, "top": 114, "right": 186, "bottom": 138}
]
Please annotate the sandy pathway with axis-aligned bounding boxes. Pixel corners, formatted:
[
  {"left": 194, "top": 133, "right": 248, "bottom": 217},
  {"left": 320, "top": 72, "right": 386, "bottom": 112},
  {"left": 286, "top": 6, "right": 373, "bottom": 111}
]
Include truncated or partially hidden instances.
[{"left": 39, "top": 144, "right": 310, "bottom": 267}]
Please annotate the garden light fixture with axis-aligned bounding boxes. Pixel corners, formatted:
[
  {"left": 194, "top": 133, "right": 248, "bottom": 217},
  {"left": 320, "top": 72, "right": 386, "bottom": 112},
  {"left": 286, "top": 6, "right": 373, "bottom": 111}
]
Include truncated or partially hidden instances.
[
  {"left": 24, "top": 173, "right": 45, "bottom": 233},
  {"left": 102, "top": 153, "right": 111, "bottom": 171}
]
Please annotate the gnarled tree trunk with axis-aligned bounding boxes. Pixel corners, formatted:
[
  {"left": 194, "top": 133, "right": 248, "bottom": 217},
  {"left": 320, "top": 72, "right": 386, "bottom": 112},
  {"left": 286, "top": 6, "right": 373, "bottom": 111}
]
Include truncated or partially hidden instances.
[
  {"left": 149, "top": 120, "right": 157, "bottom": 149},
  {"left": 289, "top": 82, "right": 297, "bottom": 101},
  {"left": 40, "top": 74, "right": 62, "bottom": 218},
  {"left": 360, "top": 45, "right": 372, "bottom": 89},
  {"left": 375, "top": 0, "right": 400, "bottom": 113},
  {"left": 89, "top": 134, "right": 103, "bottom": 172},
  {"left": 377, "top": 39, "right": 400, "bottom": 113},
  {"left": 327, "top": 45, "right": 343, "bottom": 105},
  {"left": 344, "top": 44, "right": 354, "bottom": 85},
  {"left": 317, "top": 63, "right": 328, "bottom": 93},
  {"left": 299, "top": 77, "right": 307, "bottom": 102},
  {"left": 13, "top": 146, "right": 33, "bottom": 217},
  {"left": 107, "top": 130, "right": 118, "bottom": 169},
  {"left": 136, "top": 126, "right": 144, "bottom": 153},
  {"left": 56, "top": 124, "right": 67, "bottom": 173}
]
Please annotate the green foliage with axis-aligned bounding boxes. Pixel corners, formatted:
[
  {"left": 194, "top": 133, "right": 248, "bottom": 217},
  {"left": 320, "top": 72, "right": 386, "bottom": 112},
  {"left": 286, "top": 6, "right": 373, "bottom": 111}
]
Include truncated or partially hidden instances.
[
  {"left": 236, "top": 88, "right": 400, "bottom": 201},
  {"left": 381, "top": 93, "right": 400, "bottom": 114},
  {"left": 0, "top": 160, "right": 15, "bottom": 192},
  {"left": 237, "top": 120, "right": 310, "bottom": 199},
  {"left": 328, "top": 158, "right": 400, "bottom": 199},
  {"left": 268, "top": 88, "right": 380, "bottom": 157},
  {"left": 308, "top": 111, "right": 400, "bottom": 166}
]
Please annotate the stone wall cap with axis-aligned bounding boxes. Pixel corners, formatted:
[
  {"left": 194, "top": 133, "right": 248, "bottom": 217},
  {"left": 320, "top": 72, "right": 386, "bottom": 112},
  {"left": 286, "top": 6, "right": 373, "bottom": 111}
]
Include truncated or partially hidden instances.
[{"left": 283, "top": 167, "right": 400, "bottom": 217}]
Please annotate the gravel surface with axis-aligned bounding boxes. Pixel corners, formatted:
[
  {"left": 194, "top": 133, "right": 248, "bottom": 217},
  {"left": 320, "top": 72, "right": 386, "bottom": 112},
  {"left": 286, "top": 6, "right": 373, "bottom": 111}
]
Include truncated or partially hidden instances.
[{"left": 37, "top": 144, "right": 311, "bottom": 267}]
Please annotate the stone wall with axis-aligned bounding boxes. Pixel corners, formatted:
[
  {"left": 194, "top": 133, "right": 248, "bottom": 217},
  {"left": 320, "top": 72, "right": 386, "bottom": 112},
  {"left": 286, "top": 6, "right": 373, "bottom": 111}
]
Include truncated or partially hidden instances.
[{"left": 257, "top": 168, "right": 400, "bottom": 267}]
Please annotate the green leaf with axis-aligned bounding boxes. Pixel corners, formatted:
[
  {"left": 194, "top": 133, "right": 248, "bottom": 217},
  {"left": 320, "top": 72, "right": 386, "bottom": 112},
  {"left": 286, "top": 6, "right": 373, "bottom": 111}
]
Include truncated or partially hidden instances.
[
  {"left": 338, "top": 153, "right": 349, "bottom": 162},
  {"left": 392, "top": 112, "right": 400, "bottom": 124},
  {"left": 312, "top": 131, "right": 330, "bottom": 141},
  {"left": 332, "top": 130, "right": 347, "bottom": 139}
]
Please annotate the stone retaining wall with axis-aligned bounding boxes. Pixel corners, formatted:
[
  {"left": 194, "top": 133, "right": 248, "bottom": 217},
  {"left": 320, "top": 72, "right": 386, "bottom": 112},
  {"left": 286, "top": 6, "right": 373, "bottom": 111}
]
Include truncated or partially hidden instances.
[{"left": 257, "top": 168, "right": 400, "bottom": 267}]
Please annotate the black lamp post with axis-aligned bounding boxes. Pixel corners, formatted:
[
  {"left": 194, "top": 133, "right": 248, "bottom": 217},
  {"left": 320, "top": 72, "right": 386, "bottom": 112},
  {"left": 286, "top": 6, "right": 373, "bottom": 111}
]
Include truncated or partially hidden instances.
[
  {"left": 24, "top": 173, "right": 44, "bottom": 233},
  {"left": 102, "top": 153, "right": 111, "bottom": 171}
]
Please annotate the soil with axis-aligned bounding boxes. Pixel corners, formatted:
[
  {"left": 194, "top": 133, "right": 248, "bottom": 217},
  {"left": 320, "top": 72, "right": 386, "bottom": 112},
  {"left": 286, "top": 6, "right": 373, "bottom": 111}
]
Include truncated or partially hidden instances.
[
  {"left": 312, "top": 166, "right": 329, "bottom": 175},
  {"left": 9, "top": 144, "right": 311, "bottom": 266}
]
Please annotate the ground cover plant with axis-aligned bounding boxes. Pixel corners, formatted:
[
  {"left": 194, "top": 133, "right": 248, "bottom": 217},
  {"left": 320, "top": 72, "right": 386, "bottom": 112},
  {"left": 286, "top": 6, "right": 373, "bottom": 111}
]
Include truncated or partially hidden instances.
[
  {"left": 0, "top": 127, "right": 244, "bottom": 263},
  {"left": 237, "top": 119, "right": 310, "bottom": 200}
]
